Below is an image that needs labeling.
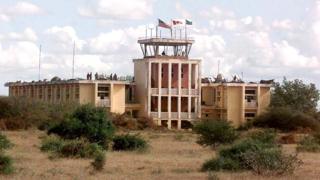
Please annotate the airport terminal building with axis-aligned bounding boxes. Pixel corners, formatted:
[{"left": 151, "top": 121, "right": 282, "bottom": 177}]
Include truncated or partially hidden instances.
[{"left": 5, "top": 34, "right": 272, "bottom": 129}]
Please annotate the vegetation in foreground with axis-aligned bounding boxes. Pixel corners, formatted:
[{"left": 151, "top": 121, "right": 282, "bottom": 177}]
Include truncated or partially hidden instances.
[
  {"left": 0, "top": 134, "right": 13, "bottom": 174},
  {"left": 193, "top": 120, "right": 237, "bottom": 148},
  {"left": 297, "top": 133, "right": 320, "bottom": 152},
  {"left": 201, "top": 130, "right": 302, "bottom": 175},
  {"left": 251, "top": 78, "right": 320, "bottom": 132},
  {"left": 112, "top": 134, "right": 148, "bottom": 151},
  {"left": 48, "top": 104, "right": 115, "bottom": 148}
]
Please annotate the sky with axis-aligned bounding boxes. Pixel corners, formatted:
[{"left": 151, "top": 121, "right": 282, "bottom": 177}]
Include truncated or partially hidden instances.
[{"left": 0, "top": 0, "right": 319, "bottom": 95}]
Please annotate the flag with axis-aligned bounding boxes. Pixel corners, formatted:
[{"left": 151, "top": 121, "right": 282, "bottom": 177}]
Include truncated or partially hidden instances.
[
  {"left": 172, "top": 19, "right": 184, "bottom": 26},
  {"left": 158, "top": 19, "right": 171, "bottom": 29},
  {"left": 186, "top": 19, "right": 192, "bottom": 25}
]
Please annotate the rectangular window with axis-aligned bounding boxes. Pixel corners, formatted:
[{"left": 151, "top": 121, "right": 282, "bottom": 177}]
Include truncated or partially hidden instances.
[{"left": 97, "top": 84, "right": 110, "bottom": 100}]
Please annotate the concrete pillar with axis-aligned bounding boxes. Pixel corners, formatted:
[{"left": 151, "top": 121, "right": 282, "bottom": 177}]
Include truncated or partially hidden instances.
[
  {"left": 197, "top": 63, "right": 202, "bottom": 118},
  {"left": 110, "top": 83, "right": 114, "bottom": 112},
  {"left": 178, "top": 63, "right": 182, "bottom": 129},
  {"left": 188, "top": 63, "right": 191, "bottom": 119},
  {"left": 94, "top": 83, "right": 98, "bottom": 106},
  {"left": 257, "top": 85, "right": 261, "bottom": 115},
  {"left": 158, "top": 62, "right": 162, "bottom": 119},
  {"left": 147, "top": 62, "right": 151, "bottom": 116},
  {"left": 241, "top": 85, "right": 245, "bottom": 124},
  {"left": 168, "top": 63, "right": 172, "bottom": 118}
]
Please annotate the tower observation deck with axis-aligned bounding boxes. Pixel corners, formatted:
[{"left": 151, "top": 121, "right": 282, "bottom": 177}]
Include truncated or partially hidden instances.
[
  {"left": 138, "top": 35, "right": 194, "bottom": 59},
  {"left": 133, "top": 20, "right": 201, "bottom": 129}
]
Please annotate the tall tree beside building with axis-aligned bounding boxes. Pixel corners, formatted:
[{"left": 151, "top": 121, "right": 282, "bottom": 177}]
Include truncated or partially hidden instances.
[{"left": 271, "top": 78, "right": 320, "bottom": 114}]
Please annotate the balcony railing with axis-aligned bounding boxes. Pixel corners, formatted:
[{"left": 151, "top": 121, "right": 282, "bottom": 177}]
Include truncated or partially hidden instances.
[
  {"left": 151, "top": 88, "right": 158, "bottom": 95},
  {"left": 171, "top": 112, "right": 178, "bottom": 119},
  {"left": 181, "top": 89, "right": 188, "bottom": 95},
  {"left": 96, "top": 99, "right": 110, "bottom": 107},
  {"left": 190, "top": 113, "right": 197, "bottom": 119},
  {"left": 181, "top": 112, "right": 188, "bottom": 119},
  {"left": 161, "top": 112, "right": 168, "bottom": 118},
  {"left": 245, "top": 101, "right": 257, "bottom": 108},
  {"left": 170, "top": 88, "right": 178, "bottom": 95},
  {"left": 161, "top": 88, "right": 168, "bottom": 95},
  {"left": 150, "top": 112, "right": 158, "bottom": 118},
  {"left": 190, "top": 89, "right": 199, "bottom": 95}
]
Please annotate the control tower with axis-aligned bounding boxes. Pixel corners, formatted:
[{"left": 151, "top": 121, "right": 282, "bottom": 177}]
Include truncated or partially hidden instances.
[{"left": 133, "top": 27, "right": 201, "bottom": 129}]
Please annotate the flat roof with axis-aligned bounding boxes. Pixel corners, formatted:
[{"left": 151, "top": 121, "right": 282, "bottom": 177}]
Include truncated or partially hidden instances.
[
  {"left": 5, "top": 79, "right": 133, "bottom": 87},
  {"left": 133, "top": 57, "right": 201, "bottom": 63},
  {"left": 138, "top": 37, "right": 194, "bottom": 45},
  {"left": 201, "top": 82, "right": 272, "bottom": 87}
]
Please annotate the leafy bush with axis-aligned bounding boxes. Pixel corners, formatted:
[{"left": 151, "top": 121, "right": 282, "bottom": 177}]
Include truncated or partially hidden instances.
[
  {"left": 297, "top": 133, "right": 320, "bottom": 152},
  {"left": 41, "top": 136, "right": 103, "bottom": 158},
  {"left": 253, "top": 107, "right": 320, "bottom": 132},
  {"left": 91, "top": 151, "right": 106, "bottom": 171},
  {"left": 0, "top": 97, "right": 78, "bottom": 130},
  {"left": 0, "top": 134, "right": 13, "bottom": 174},
  {"left": 0, "top": 154, "right": 13, "bottom": 174},
  {"left": 243, "top": 148, "right": 301, "bottom": 175},
  {"left": 111, "top": 114, "right": 156, "bottom": 130},
  {"left": 0, "top": 134, "right": 12, "bottom": 151},
  {"left": 112, "top": 134, "right": 148, "bottom": 151},
  {"left": 193, "top": 120, "right": 237, "bottom": 148},
  {"left": 48, "top": 104, "right": 115, "bottom": 147},
  {"left": 202, "top": 130, "right": 301, "bottom": 175}
]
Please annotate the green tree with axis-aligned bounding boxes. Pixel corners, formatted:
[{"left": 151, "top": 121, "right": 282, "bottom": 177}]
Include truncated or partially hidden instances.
[{"left": 271, "top": 78, "right": 319, "bottom": 114}]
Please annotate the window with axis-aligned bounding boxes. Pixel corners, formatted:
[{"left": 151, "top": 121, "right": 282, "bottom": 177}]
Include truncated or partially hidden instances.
[
  {"left": 75, "top": 85, "right": 80, "bottom": 99},
  {"left": 245, "top": 89, "right": 256, "bottom": 94},
  {"left": 97, "top": 84, "right": 110, "bottom": 100},
  {"left": 245, "top": 113, "right": 256, "bottom": 120}
]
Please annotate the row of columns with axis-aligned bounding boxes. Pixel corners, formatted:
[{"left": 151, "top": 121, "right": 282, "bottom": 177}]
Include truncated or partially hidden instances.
[{"left": 147, "top": 61, "right": 201, "bottom": 128}]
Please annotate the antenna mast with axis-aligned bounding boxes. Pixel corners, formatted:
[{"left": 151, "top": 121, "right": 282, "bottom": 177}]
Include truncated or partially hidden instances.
[
  {"left": 38, "top": 45, "right": 41, "bottom": 80},
  {"left": 72, "top": 41, "right": 75, "bottom": 79},
  {"left": 218, "top": 58, "right": 220, "bottom": 74}
]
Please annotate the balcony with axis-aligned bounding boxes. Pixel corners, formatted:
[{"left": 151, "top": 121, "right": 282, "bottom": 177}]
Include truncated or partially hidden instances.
[
  {"left": 190, "top": 113, "right": 197, "bottom": 119},
  {"left": 161, "top": 88, "right": 168, "bottom": 95},
  {"left": 150, "top": 112, "right": 158, "bottom": 118},
  {"left": 181, "top": 89, "right": 188, "bottom": 95},
  {"left": 161, "top": 112, "right": 168, "bottom": 118},
  {"left": 190, "top": 89, "right": 199, "bottom": 95},
  {"left": 181, "top": 112, "right": 188, "bottom": 119},
  {"left": 171, "top": 112, "right": 178, "bottom": 119},
  {"left": 245, "top": 101, "right": 257, "bottom": 109},
  {"left": 170, "top": 88, "right": 178, "bottom": 95},
  {"left": 151, "top": 88, "right": 158, "bottom": 95},
  {"left": 96, "top": 99, "right": 110, "bottom": 107}
]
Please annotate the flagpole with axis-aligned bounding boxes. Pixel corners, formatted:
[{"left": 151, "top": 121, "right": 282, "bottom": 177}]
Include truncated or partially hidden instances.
[{"left": 185, "top": 23, "right": 187, "bottom": 39}]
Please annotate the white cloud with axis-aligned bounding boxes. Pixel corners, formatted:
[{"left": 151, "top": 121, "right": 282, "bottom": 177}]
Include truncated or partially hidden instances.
[
  {"left": 79, "top": 0, "right": 153, "bottom": 20},
  {"left": 0, "top": 1, "right": 43, "bottom": 22},
  {"left": 175, "top": 2, "right": 191, "bottom": 19},
  {"left": 0, "top": 28, "right": 38, "bottom": 42},
  {"left": 272, "top": 19, "right": 294, "bottom": 30}
]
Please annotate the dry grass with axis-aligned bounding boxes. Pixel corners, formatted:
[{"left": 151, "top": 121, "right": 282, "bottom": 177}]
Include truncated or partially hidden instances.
[{"left": 1, "top": 130, "right": 320, "bottom": 180}]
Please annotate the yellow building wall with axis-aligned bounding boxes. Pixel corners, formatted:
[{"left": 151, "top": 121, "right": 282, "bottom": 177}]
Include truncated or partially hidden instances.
[
  {"left": 226, "top": 86, "right": 243, "bottom": 127},
  {"left": 134, "top": 60, "right": 148, "bottom": 116},
  {"left": 259, "top": 87, "right": 271, "bottom": 114},
  {"left": 201, "top": 87, "right": 214, "bottom": 105},
  {"left": 79, "top": 84, "right": 95, "bottom": 105},
  {"left": 111, "top": 84, "right": 126, "bottom": 114}
]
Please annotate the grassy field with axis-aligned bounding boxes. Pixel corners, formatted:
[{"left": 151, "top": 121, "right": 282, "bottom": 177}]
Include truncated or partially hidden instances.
[{"left": 1, "top": 130, "right": 320, "bottom": 180}]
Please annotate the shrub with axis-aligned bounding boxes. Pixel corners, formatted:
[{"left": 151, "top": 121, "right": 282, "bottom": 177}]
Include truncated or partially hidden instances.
[
  {"left": 41, "top": 136, "right": 103, "bottom": 158},
  {"left": 112, "top": 134, "right": 148, "bottom": 151},
  {"left": 48, "top": 104, "right": 115, "bottom": 147},
  {"left": 91, "top": 151, "right": 106, "bottom": 171},
  {"left": 253, "top": 107, "right": 320, "bottom": 132},
  {"left": 243, "top": 148, "right": 301, "bottom": 175},
  {"left": 0, "top": 134, "right": 12, "bottom": 151},
  {"left": 0, "top": 154, "right": 13, "bottom": 174},
  {"left": 0, "top": 97, "right": 78, "bottom": 130},
  {"left": 111, "top": 114, "right": 156, "bottom": 130},
  {"left": 297, "top": 133, "right": 320, "bottom": 152},
  {"left": 193, "top": 120, "right": 237, "bottom": 148},
  {"left": 40, "top": 135, "right": 64, "bottom": 153},
  {"left": 202, "top": 130, "right": 301, "bottom": 175}
]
